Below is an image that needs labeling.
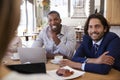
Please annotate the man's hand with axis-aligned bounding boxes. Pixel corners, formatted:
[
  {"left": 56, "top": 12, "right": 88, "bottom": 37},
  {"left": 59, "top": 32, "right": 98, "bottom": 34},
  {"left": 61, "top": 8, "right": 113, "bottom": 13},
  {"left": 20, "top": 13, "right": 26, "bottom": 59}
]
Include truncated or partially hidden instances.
[
  {"left": 95, "top": 51, "right": 115, "bottom": 65},
  {"left": 60, "top": 59, "right": 82, "bottom": 69}
]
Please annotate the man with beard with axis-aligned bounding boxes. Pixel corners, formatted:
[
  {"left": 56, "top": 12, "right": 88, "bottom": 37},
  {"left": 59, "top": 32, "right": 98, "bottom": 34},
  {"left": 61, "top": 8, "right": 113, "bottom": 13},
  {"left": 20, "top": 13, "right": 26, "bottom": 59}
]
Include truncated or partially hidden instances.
[
  {"left": 32, "top": 11, "right": 76, "bottom": 59},
  {"left": 60, "top": 13, "right": 120, "bottom": 74}
]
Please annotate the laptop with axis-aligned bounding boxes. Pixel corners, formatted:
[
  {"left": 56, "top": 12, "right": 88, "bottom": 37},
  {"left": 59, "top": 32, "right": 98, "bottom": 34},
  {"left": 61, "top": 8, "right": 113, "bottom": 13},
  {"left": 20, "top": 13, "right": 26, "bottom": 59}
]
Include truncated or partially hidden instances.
[
  {"left": 7, "top": 63, "right": 46, "bottom": 74},
  {"left": 18, "top": 48, "right": 47, "bottom": 64}
]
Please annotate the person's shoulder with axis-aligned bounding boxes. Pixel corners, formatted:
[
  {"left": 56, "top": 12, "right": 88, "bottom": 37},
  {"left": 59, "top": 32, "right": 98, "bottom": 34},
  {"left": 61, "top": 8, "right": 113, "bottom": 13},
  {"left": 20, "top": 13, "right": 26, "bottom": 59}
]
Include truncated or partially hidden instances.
[
  {"left": 61, "top": 25, "right": 74, "bottom": 32},
  {"left": 102, "top": 32, "right": 120, "bottom": 43},
  {"left": 41, "top": 26, "right": 48, "bottom": 31},
  {"left": 64, "top": 25, "right": 76, "bottom": 32},
  {"left": 39, "top": 26, "right": 49, "bottom": 33},
  {"left": 83, "top": 35, "right": 91, "bottom": 40},
  {"left": 82, "top": 35, "right": 92, "bottom": 43},
  {"left": 105, "top": 32, "right": 120, "bottom": 39}
]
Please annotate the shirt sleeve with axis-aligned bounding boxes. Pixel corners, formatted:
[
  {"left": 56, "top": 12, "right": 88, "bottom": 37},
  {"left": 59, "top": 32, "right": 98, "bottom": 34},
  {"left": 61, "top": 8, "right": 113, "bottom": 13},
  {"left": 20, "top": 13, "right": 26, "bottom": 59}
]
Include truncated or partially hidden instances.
[
  {"left": 56, "top": 26, "right": 76, "bottom": 59},
  {"left": 32, "top": 31, "right": 44, "bottom": 48},
  {"left": 72, "top": 43, "right": 87, "bottom": 63},
  {"left": 81, "top": 63, "right": 86, "bottom": 70}
]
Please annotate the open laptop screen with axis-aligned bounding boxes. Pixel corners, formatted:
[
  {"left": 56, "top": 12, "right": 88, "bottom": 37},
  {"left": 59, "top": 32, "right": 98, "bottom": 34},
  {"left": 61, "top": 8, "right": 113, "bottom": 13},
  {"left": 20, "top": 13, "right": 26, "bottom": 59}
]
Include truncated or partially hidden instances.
[{"left": 18, "top": 48, "right": 47, "bottom": 64}]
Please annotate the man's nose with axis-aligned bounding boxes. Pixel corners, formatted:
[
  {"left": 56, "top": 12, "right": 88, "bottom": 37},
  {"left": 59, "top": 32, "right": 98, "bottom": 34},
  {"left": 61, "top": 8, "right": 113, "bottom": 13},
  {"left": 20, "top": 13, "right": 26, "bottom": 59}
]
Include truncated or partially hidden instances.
[
  {"left": 91, "top": 27, "right": 97, "bottom": 32},
  {"left": 51, "top": 20, "right": 56, "bottom": 25}
]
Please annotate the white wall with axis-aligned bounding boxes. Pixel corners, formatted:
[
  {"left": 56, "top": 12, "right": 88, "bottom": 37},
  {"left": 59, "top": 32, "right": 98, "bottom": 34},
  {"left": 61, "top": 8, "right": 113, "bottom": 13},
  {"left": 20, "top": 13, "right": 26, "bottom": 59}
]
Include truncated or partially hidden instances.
[{"left": 110, "top": 26, "right": 120, "bottom": 37}]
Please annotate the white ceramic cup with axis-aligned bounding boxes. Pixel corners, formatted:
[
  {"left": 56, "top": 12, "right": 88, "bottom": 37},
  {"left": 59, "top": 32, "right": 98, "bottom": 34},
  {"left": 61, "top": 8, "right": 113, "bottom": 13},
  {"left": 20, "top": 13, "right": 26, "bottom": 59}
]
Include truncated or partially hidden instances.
[{"left": 54, "top": 55, "right": 63, "bottom": 63}]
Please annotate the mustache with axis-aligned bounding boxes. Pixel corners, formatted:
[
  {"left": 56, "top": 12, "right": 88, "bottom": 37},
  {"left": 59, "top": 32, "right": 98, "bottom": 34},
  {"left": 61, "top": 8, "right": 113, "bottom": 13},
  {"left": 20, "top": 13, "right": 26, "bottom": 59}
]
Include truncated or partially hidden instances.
[{"left": 91, "top": 32, "right": 99, "bottom": 34}]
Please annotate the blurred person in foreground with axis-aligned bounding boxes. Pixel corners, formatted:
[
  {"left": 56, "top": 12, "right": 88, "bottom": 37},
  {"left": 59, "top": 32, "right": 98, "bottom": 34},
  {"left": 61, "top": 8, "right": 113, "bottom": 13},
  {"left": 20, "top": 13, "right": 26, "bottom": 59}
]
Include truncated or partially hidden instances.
[
  {"left": 60, "top": 13, "right": 120, "bottom": 74},
  {"left": 6, "top": 31, "right": 22, "bottom": 56},
  {"left": 0, "top": 0, "right": 55, "bottom": 80},
  {"left": 32, "top": 11, "right": 76, "bottom": 59}
]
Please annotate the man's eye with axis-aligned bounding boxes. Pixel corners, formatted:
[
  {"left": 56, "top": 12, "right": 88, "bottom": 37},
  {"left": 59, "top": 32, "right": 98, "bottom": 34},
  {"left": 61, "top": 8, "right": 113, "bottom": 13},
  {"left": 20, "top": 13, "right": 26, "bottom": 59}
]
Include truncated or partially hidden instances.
[
  {"left": 88, "top": 25, "right": 92, "bottom": 28},
  {"left": 95, "top": 25, "right": 100, "bottom": 28}
]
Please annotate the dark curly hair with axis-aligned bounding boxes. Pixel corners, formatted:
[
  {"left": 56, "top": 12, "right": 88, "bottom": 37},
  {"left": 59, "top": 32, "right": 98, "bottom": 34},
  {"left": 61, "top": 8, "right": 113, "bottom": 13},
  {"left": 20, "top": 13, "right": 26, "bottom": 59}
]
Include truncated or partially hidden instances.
[{"left": 84, "top": 13, "right": 110, "bottom": 35}]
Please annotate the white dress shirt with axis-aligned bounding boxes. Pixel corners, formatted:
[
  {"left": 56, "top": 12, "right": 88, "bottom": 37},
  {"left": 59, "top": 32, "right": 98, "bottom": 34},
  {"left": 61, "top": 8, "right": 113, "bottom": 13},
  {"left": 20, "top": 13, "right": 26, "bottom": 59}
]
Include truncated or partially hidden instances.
[{"left": 32, "top": 25, "right": 76, "bottom": 58}]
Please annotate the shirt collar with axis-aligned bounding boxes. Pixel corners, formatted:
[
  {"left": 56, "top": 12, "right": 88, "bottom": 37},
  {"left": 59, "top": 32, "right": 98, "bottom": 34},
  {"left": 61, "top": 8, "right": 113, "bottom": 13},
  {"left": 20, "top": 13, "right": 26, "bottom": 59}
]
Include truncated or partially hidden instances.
[
  {"left": 60, "top": 25, "right": 65, "bottom": 35},
  {"left": 92, "top": 38, "right": 103, "bottom": 46}
]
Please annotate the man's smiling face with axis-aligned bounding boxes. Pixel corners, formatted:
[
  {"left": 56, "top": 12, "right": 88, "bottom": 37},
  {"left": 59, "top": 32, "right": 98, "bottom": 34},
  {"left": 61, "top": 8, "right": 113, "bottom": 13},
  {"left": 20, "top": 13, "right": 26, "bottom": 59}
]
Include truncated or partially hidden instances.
[{"left": 88, "top": 18, "right": 107, "bottom": 42}]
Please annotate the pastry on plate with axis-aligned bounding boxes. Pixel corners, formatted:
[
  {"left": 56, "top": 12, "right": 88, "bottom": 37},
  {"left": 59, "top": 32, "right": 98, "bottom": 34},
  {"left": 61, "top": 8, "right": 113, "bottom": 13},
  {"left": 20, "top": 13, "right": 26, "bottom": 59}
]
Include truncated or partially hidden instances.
[{"left": 56, "top": 68, "right": 74, "bottom": 77}]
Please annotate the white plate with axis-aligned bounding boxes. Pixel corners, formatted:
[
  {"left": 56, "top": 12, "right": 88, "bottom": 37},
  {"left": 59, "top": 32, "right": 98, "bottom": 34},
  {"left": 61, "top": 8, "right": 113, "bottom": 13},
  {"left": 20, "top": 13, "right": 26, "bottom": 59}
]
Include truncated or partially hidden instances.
[
  {"left": 11, "top": 56, "right": 20, "bottom": 61},
  {"left": 47, "top": 66, "right": 85, "bottom": 80},
  {"left": 50, "top": 59, "right": 59, "bottom": 64}
]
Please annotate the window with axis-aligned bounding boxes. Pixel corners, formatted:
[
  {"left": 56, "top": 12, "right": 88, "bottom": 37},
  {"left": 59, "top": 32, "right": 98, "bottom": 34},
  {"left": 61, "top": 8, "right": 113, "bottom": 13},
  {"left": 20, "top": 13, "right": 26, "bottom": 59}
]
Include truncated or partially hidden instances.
[
  {"left": 50, "top": 0, "right": 68, "bottom": 18},
  {"left": 18, "top": 0, "right": 36, "bottom": 36},
  {"left": 71, "top": 0, "right": 89, "bottom": 18}
]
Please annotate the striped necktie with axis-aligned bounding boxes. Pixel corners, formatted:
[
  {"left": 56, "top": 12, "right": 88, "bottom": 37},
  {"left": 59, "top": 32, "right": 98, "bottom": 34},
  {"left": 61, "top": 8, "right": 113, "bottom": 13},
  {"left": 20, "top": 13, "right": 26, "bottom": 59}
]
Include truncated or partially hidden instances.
[{"left": 93, "top": 44, "right": 99, "bottom": 54}]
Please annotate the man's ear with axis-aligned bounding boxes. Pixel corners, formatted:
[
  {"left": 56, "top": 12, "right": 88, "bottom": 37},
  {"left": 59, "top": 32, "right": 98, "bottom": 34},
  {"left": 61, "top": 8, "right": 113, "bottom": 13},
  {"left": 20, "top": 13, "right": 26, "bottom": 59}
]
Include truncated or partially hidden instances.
[{"left": 104, "top": 27, "right": 107, "bottom": 32}]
